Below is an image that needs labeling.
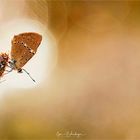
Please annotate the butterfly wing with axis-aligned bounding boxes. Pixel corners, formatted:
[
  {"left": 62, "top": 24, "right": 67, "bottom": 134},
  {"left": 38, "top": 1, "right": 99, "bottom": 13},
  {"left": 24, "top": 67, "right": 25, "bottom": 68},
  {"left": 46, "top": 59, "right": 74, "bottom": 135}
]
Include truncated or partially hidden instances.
[{"left": 11, "top": 32, "right": 42, "bottom": 69}]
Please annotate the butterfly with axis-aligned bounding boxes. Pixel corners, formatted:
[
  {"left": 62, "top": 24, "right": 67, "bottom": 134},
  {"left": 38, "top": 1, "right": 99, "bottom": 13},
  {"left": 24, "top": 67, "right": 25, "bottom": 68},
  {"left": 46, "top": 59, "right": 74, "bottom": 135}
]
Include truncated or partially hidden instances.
[{"left": 0, "top": 32, "right": 42, "bottom": 82}]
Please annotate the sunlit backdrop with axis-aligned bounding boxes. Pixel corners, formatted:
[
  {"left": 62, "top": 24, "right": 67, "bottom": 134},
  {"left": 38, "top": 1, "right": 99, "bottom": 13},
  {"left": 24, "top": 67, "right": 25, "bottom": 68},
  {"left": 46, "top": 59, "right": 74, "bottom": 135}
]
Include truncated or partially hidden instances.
[{"left": 1, "top": 0, "right": 140, "bottom": 140}]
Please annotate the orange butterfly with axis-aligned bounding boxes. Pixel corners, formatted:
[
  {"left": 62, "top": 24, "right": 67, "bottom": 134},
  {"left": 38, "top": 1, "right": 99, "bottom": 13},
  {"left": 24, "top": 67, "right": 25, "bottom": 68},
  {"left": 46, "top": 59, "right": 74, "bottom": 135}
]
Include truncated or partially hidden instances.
[{"left": 0, "top": 32, "right": 42, "bottom": 82}]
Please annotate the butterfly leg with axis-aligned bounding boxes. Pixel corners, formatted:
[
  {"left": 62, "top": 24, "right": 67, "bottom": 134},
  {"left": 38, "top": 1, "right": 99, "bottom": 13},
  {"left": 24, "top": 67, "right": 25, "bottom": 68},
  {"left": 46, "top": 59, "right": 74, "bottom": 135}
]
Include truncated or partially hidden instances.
[
  {"left": 4, "top": 63, "right": 14, "bottom": 75},
  {"left": 4, "top": 67, "right": 13, "bottom": 75}
]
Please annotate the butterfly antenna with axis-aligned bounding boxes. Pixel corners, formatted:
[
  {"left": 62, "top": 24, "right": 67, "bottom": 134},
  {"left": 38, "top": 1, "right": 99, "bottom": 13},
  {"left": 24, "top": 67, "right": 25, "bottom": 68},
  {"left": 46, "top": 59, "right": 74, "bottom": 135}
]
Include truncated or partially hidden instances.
[{"left": 22, "top": 69, "right": 36, "bottom": 82}]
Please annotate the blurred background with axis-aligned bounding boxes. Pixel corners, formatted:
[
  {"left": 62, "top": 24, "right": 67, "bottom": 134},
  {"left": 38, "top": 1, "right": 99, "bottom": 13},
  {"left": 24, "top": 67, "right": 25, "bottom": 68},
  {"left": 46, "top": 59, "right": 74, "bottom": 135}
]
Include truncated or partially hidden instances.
[{"left": 1, "top": 0, "right": 140, "bottom": 139}]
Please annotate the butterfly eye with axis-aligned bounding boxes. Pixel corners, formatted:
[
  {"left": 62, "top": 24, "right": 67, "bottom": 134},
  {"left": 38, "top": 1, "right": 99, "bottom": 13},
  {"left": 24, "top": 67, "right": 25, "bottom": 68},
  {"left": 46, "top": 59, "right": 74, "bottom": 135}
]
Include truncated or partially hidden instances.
[
  {"left": 13, "top": 60, "right": 16, "bottom": 63},
  {"left": 10, "top": 59, "right": 16, "bottom": 63}
]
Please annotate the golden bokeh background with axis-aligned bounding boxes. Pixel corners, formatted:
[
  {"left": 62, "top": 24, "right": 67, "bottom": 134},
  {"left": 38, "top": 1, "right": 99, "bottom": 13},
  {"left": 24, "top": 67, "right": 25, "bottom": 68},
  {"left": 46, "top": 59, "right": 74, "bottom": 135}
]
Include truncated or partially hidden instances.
[{"left": 1, "top": 0, "right": 140, "bottom": 139}]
